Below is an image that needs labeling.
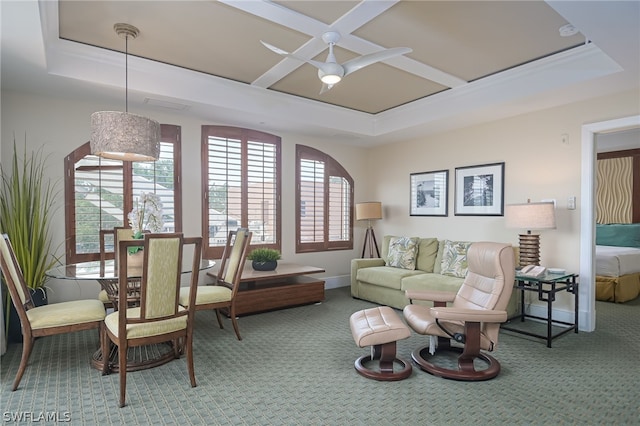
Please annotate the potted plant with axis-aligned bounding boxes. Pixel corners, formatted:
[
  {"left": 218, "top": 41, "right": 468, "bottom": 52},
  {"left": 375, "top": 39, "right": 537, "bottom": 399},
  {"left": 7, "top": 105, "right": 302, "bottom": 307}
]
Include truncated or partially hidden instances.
[
  {"left": 1, "top": 140, "right": 59, "bottom": 342},
  {"left": 247, "top": 248, "right": 281, "bottom": 271}
]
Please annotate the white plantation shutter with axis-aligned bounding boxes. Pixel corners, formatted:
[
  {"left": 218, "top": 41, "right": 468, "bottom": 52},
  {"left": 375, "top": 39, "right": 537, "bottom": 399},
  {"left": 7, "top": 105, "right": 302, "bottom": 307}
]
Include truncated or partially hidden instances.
[
  {"left": 206, "top": 136, "right": 242, "bottom": 247},
  {"left": 299, "top": 158, "right": 324, "bottom": 243},
  {"left": 132, "top": 142, "right": 176, "bottom": 231},
  {"left": 247, "top": 140, "right": 277, "bottom": 244},
  {"left": 328, "top": 176, "right": 350, "bottom": 242},
  {"left": 73, "top": 156, "right": 124, "bottom": 254},
  {"left": 296, "top": 145, "right": 353, "bottom": 252},
  {"left": 202, "top": 126, "right": 281, "bottom": 259}
]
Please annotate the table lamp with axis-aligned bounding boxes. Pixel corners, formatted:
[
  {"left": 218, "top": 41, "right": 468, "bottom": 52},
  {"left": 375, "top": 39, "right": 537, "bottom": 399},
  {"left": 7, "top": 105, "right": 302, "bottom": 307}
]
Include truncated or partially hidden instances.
[
  {"left": 356, "top": 202, "right": 382, "bottom": 258},
  {"left": 505, "top": 200, "right": 556, "bottom": 266}
]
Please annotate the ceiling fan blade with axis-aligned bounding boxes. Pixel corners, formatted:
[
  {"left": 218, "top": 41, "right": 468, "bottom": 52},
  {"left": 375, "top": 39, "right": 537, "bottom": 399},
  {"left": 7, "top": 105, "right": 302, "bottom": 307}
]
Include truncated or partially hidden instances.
[
  {"left": 260, "top": 40, "right": 290, "bottom": 56},
  {"left": 261, "top": 40, "right": 327, "bottom": 71},
  {"left": 342, "top": 47, "right": 412, "bottom": 76}
]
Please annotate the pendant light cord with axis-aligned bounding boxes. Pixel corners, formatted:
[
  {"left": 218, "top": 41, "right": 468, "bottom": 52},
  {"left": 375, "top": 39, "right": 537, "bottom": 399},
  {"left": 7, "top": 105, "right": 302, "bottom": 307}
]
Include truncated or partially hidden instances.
[{"left": 125, "top": 34, "right": 129, "bottom": 113}]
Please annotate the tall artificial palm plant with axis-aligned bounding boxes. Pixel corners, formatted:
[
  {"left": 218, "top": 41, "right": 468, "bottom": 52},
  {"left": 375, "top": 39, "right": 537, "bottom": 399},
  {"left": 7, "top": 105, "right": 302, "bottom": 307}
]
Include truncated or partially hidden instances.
[{"left": 1, "top": 139, "right": 60, "bottom": 333}]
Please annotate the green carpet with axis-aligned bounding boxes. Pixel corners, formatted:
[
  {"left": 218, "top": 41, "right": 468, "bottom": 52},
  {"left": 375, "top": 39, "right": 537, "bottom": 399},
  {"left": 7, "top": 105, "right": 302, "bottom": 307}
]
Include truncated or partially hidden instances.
[{"left": 1, "top": 287, "right": 638, "bottom": 425}]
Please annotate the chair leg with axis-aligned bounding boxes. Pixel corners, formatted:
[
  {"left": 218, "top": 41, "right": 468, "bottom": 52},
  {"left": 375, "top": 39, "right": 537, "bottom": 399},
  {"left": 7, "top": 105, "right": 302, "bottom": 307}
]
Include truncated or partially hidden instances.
[
  {"left": 186, "top": 331, "right": 196, "bottom": 388},
  {"left": 214, "top": 309, "right": 224, "bottom": 330},
  {"left": 172, "top": 338, "right": 181, "bottom": 359},
  {"left": 229, "top": 305, "right": 242, "bottom": 341},
  {"left": 119, "top": 340, "right": 128, "bottom": 408},
  {"left": 100, "top": 323, "right": 110, "bottom": 376},
  {"left": 12, "top": 337, "right": 35, "bottom": 391}
]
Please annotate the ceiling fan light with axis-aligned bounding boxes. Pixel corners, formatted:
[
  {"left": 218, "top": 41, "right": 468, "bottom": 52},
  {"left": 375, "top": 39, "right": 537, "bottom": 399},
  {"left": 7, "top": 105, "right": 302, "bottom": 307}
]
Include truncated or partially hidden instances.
[{"left": 321, "top": 74, "right": 342, "bottom": 85}]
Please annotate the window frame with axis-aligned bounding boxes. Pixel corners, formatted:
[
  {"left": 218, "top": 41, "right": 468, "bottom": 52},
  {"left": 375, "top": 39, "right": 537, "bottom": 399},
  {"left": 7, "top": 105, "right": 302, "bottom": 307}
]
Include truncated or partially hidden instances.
[
  {"left": 64, "top": 124, "right": 182, "bottom": 264},
  {"left": 201, "top": 125, "right": 282, "bottom": 259},
  {"left": 296, "top": 144, "right": 354, "bottom": 253}
]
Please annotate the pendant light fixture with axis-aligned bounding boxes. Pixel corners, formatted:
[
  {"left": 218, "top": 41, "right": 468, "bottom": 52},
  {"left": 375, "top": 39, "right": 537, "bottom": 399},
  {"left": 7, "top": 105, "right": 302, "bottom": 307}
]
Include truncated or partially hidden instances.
[{"left": 90, "top": 23, "right": 160, "bottom": 162}]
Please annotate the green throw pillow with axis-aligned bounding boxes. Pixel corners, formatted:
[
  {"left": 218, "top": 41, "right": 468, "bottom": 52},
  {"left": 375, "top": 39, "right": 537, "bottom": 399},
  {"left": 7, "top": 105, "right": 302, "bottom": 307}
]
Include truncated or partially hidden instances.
[
  {"left": 386, "top": 237, "right": 419, "bottom": 270},
  {"left": 440, "top": 240, "right": 472, "bottom": 278}
]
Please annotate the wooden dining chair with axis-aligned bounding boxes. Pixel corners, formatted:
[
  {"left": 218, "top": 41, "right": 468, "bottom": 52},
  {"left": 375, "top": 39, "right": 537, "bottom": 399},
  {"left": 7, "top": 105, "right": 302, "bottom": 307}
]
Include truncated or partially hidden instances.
[
  {"left": 98, "top": 228, "right": 116, "bottom": 308},
  {"left": 0, "top": 233, "right": 106, "bottom": 391},
  {"left": 100, "top": 233, "right": 202, "bottom": 407},
  {"left": 178, "top": 228, "right": 252, "bottom": 340},
  {"left": 98, "top": 227, "right": 145, "bottom": 309}
]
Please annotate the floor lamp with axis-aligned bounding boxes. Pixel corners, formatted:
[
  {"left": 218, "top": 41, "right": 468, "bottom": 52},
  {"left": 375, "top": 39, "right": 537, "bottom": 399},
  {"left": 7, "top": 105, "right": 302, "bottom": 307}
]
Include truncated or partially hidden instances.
[
  {"left": 505, "top": 201, "right": 556, "bottom": 266},
  {"left": 356, "top": 202, "right": 382, "bottom": 258}
]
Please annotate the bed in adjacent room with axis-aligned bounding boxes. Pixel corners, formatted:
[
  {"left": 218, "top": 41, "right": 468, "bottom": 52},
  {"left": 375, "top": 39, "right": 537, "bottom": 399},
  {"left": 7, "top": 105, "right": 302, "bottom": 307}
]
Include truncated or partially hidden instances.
[{"left": 595, "top": 224, "right": 640, "bottom": 302}]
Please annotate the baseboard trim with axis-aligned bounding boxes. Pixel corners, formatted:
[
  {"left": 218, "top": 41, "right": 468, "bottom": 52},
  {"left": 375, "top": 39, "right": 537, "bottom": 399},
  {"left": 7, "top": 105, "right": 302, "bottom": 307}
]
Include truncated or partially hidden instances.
[{"left": 323, "top": 275, "right": 350, "bottom": 290}]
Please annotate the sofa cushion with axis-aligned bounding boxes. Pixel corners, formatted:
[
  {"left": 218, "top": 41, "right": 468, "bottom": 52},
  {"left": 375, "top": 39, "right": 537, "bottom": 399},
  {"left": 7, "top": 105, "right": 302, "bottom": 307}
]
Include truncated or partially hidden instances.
[
  {"left": 386, "top": 236, "right": 419, "bottom": 270},
  {"left": 381, "top": 235, "right": 417, "bottom": 263},
  {"left": 415, "top": 238, "right": 439, "bottom": 272},
  {"left": 400, "top": 272, "right": 464, "bottom": 293},
  {"left": 357, "top": 266, "right": 425, "bottom": 290},
  {"left": 433, "top": 240, "right": 445, "bottom": 274},
  {"left": 440, "top": 240, "right": 472, "bottom": 278}
]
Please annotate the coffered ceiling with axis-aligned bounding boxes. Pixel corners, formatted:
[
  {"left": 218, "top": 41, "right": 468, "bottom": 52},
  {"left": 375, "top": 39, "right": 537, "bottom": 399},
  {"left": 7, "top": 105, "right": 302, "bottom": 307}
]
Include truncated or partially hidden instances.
[
  {"left": 57, "top": 0, "right": 584, "bottom": 114},
  {"left": 2, "top": 1, "right": 639, "bottom": 145}
]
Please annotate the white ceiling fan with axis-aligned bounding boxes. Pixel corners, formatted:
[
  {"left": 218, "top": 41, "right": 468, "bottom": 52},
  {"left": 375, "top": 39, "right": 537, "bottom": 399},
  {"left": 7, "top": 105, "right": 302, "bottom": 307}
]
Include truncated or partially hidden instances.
[{"left": 261, "top": 31, "right": 412, "bottom": 94}]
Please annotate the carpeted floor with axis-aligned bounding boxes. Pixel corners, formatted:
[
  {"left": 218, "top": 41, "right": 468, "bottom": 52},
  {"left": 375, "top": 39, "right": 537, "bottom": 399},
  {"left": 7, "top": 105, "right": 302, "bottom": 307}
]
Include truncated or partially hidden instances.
[{"left": 1, "top": 287, "right": 639, "bottom": 425}]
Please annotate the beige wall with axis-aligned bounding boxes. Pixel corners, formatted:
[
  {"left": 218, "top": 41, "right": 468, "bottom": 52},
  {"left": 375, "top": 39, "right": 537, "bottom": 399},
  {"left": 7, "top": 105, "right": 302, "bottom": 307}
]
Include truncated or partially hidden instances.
[
  {"left": 2, "top": 88, "right": 639, "bottom": 319},
  {"left": 0, "top": 90, "right": 368, "bottom": 302},
  {"left": 365, "top": 90, "right": 639, "bottom": 314}
]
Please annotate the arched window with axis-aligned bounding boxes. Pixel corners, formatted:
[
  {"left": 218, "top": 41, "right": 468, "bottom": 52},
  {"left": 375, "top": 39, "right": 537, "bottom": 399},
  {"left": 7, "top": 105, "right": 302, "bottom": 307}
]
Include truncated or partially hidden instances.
[
  {"left": 296, "top": 145, "right": 353, "bottom": 253},
  {"left": 64, "top": 125, "right": 182, "bottom": 263}
]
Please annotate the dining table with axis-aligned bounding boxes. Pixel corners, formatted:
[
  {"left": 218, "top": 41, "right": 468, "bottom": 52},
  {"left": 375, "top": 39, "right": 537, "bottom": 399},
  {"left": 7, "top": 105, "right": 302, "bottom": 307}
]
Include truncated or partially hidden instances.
[{"left": 45, "top": 258, "right": 215, "bottom": 372}]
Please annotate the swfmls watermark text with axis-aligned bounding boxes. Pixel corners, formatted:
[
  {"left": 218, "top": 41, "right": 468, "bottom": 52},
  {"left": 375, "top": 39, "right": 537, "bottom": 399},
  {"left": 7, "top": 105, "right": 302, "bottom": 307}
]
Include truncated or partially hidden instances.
[{"left": 2, "top": 411, "right": 71, "bottom": 423}]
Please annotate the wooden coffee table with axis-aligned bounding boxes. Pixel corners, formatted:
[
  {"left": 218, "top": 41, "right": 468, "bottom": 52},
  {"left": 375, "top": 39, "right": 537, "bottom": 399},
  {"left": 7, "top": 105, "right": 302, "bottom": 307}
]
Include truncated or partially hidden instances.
[{"left": 206, "top": 262, "right": 325, "bottom": 315}]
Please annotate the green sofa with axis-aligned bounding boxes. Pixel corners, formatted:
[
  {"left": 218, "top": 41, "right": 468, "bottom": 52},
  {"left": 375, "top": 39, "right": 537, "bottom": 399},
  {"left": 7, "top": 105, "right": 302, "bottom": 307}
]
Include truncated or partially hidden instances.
[{"left": 351, "top": 235, "right": 519, "bottom": 315}]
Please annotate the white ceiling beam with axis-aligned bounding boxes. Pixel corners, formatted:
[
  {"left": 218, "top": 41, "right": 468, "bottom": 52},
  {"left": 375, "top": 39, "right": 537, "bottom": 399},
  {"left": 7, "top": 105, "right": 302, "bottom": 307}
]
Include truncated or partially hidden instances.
[{"left": 219, "top": 0, "right": 327, "bottom": 36}]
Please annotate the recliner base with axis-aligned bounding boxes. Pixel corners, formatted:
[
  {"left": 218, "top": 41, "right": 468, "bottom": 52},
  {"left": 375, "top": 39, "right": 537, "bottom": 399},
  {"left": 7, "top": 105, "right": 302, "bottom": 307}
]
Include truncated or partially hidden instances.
[{"left": 411, "top": 345, "right": 501, "bottom": 381}]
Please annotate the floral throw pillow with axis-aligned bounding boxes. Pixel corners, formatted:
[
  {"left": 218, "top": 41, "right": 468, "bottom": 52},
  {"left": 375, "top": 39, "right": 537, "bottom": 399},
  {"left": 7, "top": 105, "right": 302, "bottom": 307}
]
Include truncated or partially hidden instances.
[
  {"left": 386, "top": 237, "right": 419, "bottom": 270},
  {"left": 440, "top": 240, "right": 472, "bottom": 278}
]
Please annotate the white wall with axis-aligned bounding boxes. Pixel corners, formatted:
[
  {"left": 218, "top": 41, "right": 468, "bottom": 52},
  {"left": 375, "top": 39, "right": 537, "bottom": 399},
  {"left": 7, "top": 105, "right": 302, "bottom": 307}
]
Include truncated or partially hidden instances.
[{"left": 2, "top": 88, "right": 639, "bottom": 327}]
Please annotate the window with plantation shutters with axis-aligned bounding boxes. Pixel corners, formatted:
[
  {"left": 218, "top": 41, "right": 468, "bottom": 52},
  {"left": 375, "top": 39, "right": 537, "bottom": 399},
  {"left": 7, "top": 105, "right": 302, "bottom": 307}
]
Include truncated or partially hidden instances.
[
  {"left": 202, "top": 126, "right": 281, "bottom": 259},
  {"left": 64, "top": 124, "right": 182, "bottom": 263},
  {"left": 296, "top": 145, "right": 353, "bottom": 253}
]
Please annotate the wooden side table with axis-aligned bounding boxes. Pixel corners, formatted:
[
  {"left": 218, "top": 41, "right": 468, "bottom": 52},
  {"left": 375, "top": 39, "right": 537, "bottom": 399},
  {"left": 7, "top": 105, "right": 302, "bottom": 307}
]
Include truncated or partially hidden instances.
[{"left": 501, "top": 271, "right": 579, "bottom": 348}]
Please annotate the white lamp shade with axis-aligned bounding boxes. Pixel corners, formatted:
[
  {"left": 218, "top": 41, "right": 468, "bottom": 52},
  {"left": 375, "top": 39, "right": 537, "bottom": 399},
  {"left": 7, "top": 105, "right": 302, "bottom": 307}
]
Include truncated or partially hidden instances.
[
  {"left": 356, "top": 202, "right": 382, "bottom": 221},
  {"left": 505, "top": 202, "right": 556, "bottom": 231},
  {"left": 90, "top": 111, "right": 160, "bottom": 162}
]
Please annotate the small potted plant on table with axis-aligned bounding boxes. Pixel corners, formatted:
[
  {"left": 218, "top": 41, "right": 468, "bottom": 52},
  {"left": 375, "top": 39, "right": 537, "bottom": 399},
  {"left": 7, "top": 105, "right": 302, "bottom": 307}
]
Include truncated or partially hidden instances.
[{"left": 247, "top": 248, "right": 281, "bottom": 271}]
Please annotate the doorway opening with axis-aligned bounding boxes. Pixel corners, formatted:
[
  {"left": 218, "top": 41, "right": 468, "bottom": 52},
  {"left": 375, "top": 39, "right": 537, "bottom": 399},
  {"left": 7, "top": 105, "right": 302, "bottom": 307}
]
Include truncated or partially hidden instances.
[{"left": 580, "top": 115, "right": 640, "bottom": 331}]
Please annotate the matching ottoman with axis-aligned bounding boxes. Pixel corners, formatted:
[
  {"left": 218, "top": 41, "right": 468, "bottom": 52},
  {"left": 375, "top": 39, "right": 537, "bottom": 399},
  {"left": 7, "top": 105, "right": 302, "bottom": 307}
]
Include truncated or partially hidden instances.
[{"left": 349, "top": 306, "right": 412, "bottom": 381}]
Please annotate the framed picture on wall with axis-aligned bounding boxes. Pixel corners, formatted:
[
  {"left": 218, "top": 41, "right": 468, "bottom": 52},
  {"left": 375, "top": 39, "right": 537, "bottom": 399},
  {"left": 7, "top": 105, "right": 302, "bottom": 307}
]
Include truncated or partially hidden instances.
[
  {"left": 454, "top": 162, "right": 504, "bottom": 216},
  {"left": 410, "top": 169, "right": 449, "bottom": 216}
]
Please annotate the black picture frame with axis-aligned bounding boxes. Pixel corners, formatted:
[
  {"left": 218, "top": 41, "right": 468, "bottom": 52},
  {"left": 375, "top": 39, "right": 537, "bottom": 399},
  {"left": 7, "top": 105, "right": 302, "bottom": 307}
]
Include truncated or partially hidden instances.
[
  {"left": 410, "top": 169, "right": 449, "bottom": 216},
  {"left": 454, "top": 162, "right": 504, "bottom": 216}
]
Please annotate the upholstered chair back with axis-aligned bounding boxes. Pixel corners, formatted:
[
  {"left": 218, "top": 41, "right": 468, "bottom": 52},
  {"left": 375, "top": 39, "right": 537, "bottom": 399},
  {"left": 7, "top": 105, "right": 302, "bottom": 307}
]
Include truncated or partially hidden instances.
[
  {"left": 140, "top": 235, "right": 182, "bottom": 319},
  {"left": 0, "top": 234, "right": 29, "bottom": 308},
  {"left": 220, "top": 228, "right": 251, "bottom": 285},
  {"left": 452, "top": 242, "right": 515, "bottom": 347}
]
